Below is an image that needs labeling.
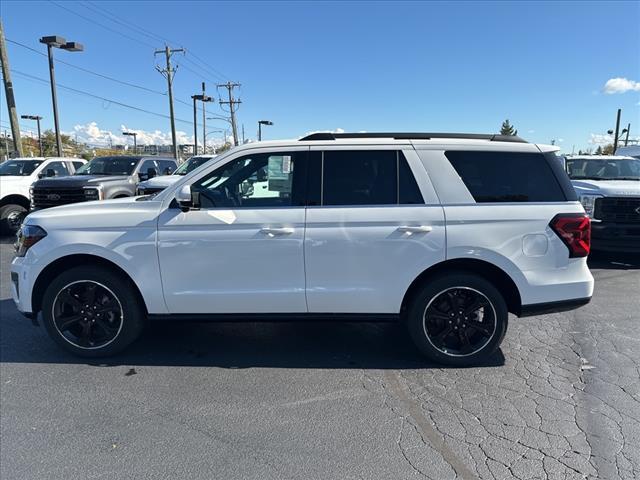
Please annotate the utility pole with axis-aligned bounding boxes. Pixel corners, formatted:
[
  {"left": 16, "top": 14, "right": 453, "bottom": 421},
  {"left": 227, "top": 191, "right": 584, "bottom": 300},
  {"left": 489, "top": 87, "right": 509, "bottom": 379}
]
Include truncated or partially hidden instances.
[
  {"left": 242, "top": 124, "right": 245, "bottom": 144},
  {"left": 155, "top": 45, "right": 184, "bottom": 159},
  {"left": 612, "top": 108, "right": 621, "bottom": 155},
  {"left": 0, "top": 19, "right": 23, "bottom": 157},
  {"left": 217, "top": 82, "right": 241, "bottom": 146},
  {"left": 624, "top": 123, "right": 631, "bottom": 147}
]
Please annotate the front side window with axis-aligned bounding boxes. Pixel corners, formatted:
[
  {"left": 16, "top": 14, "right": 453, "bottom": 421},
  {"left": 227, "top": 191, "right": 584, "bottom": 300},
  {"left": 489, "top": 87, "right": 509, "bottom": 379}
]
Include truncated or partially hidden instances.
[
  {"left": 320, "top": 150, "right": 424, "bottom": 206},
  {"left": 75, "top": 156, "right": 140, "bottom": 176},
  {"left": 191, "top": 151, "right": 305, "bottom": 208},
  {"left": 175, "top": 156, "right": 213, "bottom": 175},
  {"left": 445, "top": 151, "right": 567, "bottom": 202},
  {"left": 43, "top": 161, "right": 70, "bottom": 177},
  {"left": 158, "top": 160, "right": 176, "bottom": 175},
  {"left": 0, "top": 160, "right": 43, "bottom": 176}
]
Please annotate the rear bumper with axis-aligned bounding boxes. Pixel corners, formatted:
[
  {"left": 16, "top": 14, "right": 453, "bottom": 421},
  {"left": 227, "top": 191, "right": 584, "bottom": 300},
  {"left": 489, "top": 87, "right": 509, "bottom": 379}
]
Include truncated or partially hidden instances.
[
  {"left": 591, "top": 222, "right": 640, "bottom": 252},
  {"left": 519, "top": 296, "right": 591, "bottom": 317}
]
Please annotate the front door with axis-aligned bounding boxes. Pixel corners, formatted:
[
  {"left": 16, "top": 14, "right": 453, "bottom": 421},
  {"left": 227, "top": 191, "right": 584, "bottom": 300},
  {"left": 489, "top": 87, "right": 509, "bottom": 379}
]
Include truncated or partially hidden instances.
[{"left": 157, "top": 148, "right": 308, "bottom": 314}]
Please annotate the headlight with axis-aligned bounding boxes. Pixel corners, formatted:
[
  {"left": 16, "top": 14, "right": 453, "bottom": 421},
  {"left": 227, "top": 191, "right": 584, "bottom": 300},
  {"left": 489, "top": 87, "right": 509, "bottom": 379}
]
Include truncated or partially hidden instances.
[
  {"left": 83, "top": 186, "right": 103, "bottom": 201},
  {"left": 579, "top": 194, "right": 602, "bottom": 220},
  {"left": 14, "top": 225, "right": 47, "bottom": 257}
]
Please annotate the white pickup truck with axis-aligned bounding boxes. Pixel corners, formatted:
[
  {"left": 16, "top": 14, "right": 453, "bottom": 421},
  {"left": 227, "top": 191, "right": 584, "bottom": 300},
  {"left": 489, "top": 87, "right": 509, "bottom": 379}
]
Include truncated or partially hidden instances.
[{"left": 0, "top": 157, "right": 86, "bottom": 235}]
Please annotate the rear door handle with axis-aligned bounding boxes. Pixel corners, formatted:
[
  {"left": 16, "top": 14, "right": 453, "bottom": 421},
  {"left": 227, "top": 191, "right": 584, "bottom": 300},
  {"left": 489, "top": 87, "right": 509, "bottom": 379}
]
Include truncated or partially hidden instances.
[
  {"left": 396, "top": 225, "right": 433, "bottom": 234},
  {"left": 260, "top": 227, "right": 295, "bottom": 236}
]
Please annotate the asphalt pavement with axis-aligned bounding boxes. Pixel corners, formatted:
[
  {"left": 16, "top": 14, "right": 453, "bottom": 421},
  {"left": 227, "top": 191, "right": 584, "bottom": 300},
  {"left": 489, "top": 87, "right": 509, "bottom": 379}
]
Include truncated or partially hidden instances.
[{"left": 1, "top": 238, "right": 639, "bottom": 480}]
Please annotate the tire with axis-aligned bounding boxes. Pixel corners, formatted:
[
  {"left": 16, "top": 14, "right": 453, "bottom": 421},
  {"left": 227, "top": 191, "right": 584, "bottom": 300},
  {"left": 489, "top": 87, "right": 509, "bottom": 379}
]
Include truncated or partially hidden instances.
[
  {"left": 0, "top": 204, "right": 27, "bottom": 236},
  {"left": 407, "top": 272, "right": 508, "bottom": 367},
  {"left": 41, "top": 266, "right": 145, "bottom": 357}
]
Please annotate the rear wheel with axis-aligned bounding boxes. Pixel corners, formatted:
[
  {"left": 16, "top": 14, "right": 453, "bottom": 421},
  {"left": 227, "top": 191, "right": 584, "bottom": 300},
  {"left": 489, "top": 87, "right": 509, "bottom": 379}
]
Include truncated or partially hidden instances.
[
  {"left": 0, "top": 204, "right": 27, "bottom": 236},
  {"left": 41, "top": 266, "right": 145, "bottom": 357},
  {"left": 407, "top": 273, "right": 508, "bottom": 366}
]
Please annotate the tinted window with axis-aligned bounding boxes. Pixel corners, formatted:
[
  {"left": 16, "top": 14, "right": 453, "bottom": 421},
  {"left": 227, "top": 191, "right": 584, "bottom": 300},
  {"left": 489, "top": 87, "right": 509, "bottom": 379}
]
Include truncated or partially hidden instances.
[
  {"left": 445, "top": 151, "right": 567, "bottom": 202},
  {"left": 192, "top": 151, "right": 306, "bottom": 208},
  {"left": 76, "top": 156, "right": 141, "bottom": 175},
  {"left": 0, "top": 160, "right": 43, "bottom": 176},
  {"left": 140, "top": 159, "right": 158, "bottom": 174},
  {"left": 158, "top": 160, "right": 176, "bottom": 175},
  {"left": 44, "top": 161, "right": 70, "bottom": 177},
  {"left": 72, "top": 161, "right": 85, "bottom": 171},
  {"left": 398, "top": 153, "right": 424, "bottom": 204},
  {"left": 323, "top": 150, "right": 397, "bottom": 206}
]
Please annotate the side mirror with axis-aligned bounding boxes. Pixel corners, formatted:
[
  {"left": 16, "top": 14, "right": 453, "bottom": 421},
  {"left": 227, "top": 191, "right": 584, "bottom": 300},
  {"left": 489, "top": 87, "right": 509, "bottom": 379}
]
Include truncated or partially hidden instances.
[
  {"left": 147, "top": 167, "right": 158, "bottom": 179},
  {"left": 176, "top": 184, "right": 198, "bottom": 212}
]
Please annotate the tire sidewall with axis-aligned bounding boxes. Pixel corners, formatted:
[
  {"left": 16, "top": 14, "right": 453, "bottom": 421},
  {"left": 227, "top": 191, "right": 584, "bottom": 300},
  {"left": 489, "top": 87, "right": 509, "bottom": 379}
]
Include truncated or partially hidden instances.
[
  {"left": 0, "top": 204, "right": 27, "bottom": 235},
  {"left": 407, "top": 272, "right": 508, "bottom": 366},
  {"left": 41, "top": 266, "right": 144, "bottom": 357}
]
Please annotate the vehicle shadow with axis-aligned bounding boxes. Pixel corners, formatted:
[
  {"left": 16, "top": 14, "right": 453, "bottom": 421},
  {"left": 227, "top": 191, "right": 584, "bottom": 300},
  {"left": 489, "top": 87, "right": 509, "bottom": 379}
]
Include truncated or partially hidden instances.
[
  {"left": 0, "top": 300, "right": 505, "bottom": 370},
  {"left": 588, "top": 251, "right": 640, "bottom": 270}
]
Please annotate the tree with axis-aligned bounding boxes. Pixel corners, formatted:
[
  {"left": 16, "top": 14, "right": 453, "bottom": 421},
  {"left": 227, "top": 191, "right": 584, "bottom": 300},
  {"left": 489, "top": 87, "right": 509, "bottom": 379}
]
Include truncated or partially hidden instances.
[
  {"left": 601, "top": 144, "right": 614, "bottom": 155},
  {"left": 595, "top": 146, "right": 603, "bottom": 155},
  {"left": 500, "top": 119, "right": 518, "bottom": 136}
]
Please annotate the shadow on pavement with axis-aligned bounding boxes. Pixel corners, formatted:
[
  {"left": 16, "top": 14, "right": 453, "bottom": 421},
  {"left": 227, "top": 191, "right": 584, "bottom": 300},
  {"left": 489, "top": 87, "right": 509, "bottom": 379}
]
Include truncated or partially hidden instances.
[
  {"left": 0, "top": 300, "right": 505, "bottom": 370},
  {"left": 587, "top": 251, "right": 640, "bottom": 270}
]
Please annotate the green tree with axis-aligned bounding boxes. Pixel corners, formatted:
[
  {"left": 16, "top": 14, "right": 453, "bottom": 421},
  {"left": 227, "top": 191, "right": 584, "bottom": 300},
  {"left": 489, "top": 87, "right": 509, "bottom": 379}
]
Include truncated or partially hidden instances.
[
  {"left": 500, "top": 119, "right": 518, "bottom": 136},
  {"left": 594, "top": 145, "right": 603, "bottom": 155}
]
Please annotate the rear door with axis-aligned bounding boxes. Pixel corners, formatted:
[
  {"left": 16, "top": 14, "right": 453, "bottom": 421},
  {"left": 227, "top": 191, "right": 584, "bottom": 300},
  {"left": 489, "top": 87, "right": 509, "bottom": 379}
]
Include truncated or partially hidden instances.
[{"left": 304, "top": 146, "right": 446, "bottom": 314}]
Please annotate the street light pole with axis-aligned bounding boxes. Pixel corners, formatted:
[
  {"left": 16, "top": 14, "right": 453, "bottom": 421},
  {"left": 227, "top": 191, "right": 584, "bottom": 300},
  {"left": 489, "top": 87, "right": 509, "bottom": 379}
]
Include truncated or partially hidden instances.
[
  {"left": 612, "top": 108, "right": 621, "bottom": 155},
  {"left": 258, "top": 120, "right": 273, "bottom": 141},
  {"left": 39, "top": 36, "right": 83, "bottom": 157},
  {"left": 21, "top": 115, "right": 43, "bottom": 156},
  {"left": 191, "top": 94, "right": 213, "bottom": 155},
  {"left": 123, "top": 131, "right": 137, "bottom": 153}
]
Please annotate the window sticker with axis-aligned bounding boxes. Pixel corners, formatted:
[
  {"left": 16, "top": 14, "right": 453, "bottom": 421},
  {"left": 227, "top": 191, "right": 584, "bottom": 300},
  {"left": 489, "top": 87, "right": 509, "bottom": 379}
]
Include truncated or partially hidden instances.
[{"left": 267, "top": 155, "right": 292, "bottom": 193}]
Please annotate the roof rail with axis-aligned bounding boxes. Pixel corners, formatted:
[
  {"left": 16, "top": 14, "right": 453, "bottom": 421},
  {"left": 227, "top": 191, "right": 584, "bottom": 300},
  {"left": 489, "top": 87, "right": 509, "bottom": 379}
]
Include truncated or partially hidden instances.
[{"left": 299, "top": 132, "right": 528, "bottom": 143}]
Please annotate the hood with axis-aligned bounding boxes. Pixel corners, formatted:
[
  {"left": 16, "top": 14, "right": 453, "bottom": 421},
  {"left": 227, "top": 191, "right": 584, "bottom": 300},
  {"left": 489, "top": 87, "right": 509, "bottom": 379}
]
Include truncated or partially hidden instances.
[
  {"left": 33, "top": 175, "right": 130, "bottom": 188},
  {"left": 25, "top": 196, "right": 162, "bottom": 230},
  {"left": 571, "top": 179, "right": 640, "bottom": 197},
  {"left": 138, "top": 175, "right": 180, "bottom": 189}
]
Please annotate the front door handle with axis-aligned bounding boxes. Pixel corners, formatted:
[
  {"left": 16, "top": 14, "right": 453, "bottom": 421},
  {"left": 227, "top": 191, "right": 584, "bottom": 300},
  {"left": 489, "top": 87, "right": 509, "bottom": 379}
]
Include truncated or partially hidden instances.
[
  {"left": 260, "top": 227, "right": 295, "bottom": 236},
  {"left": 396, "top": 225, "right": 433, "bottom": 234}
]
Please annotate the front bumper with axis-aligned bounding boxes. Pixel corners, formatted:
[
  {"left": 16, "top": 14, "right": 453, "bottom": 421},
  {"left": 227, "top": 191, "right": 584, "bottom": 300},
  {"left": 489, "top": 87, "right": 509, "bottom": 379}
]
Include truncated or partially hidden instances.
[
  {"left": 591, "top": 222, "right": 640, "bottom": 252},
  {"left": 10, "top": 256, "right": 35, "bottom": 317}
]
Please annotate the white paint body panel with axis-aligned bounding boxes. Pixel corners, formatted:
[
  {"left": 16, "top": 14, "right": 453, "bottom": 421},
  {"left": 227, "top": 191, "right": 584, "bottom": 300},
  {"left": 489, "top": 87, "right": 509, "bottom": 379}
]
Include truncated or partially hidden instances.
[{"left": 11, "top": 138, "right": 594, "bottom": 318}]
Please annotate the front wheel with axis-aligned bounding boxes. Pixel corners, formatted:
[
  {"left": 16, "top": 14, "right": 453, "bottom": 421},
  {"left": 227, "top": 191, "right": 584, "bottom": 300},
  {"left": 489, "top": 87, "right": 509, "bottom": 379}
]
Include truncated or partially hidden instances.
[
  {"left": 0, "top": 204, "right": 27, "bottom": 236},
  {"left": 41, "top": 266, "right": 145, "bottom": 357},
  {"left": 407, "top": 273, "right": 508, "bottom": 366}
]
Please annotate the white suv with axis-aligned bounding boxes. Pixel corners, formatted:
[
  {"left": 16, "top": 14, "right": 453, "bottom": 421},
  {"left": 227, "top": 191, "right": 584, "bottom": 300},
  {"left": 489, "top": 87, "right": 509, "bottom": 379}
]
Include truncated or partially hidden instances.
[
  {"left": 10, "top": 133, "right": 594, "bottom": 365},
  {"left": 0, "top": 156, "right": 85, "bottom": 234}
]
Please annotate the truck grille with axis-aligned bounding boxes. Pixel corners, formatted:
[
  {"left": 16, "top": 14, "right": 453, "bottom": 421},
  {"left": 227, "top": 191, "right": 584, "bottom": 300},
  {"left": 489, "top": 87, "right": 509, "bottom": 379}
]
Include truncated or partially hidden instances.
[
  {"left": 594, "top": 197, "right": 640, "bottom": 223},
  {"left": 31, "top": 187, "right": 87, "bottom": 209}
]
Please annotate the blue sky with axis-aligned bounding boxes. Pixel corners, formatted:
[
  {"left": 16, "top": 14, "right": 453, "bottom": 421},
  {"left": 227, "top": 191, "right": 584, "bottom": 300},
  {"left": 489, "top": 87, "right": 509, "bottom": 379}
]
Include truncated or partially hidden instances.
[{"left": 1, "top": 0, "right": 639, "bottom": 152}]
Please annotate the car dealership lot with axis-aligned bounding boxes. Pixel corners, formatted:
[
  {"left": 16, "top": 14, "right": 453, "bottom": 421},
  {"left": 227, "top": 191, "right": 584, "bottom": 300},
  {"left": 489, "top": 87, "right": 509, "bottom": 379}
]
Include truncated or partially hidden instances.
[{"left": 1, "top": 239, "right": 638, "bottom": 480}]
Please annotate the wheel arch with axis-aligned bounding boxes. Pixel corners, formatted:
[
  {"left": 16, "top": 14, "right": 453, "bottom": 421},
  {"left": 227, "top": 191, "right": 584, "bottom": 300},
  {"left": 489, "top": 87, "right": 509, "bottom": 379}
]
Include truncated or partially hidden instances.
[
  {"left": 31, "top": 254, "right": 148, "bottom": 315},
  {"left": 401, "top": 258, "right": 522, "bottom": 317},
  {"left": 0, "top": 194, "right": 30, "bottom": 210}
]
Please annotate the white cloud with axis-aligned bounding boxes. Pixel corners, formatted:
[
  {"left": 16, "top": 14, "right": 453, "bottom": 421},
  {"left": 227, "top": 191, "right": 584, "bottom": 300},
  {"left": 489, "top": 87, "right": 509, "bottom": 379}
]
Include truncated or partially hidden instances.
[
  {"left": 66, "top": 122, "right": 232, "bottom": 148},
  {"left": 603, "top": 77, "right": 640, "bottom": 94},
  {"left": 588, "top": 133, "right": 613, "bottom": 145}
]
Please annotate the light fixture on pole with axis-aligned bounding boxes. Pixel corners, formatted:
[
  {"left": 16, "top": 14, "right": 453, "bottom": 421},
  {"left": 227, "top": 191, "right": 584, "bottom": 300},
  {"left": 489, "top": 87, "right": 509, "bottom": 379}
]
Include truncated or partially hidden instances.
[
  {"left": 39, "top": 35, "right": 83, "bottom": 157},
  {"left": 21, "top": 115, "right": 44, "bottom": 156},
  {"left": 191, "top": 94, "right": 213, "bottom": 155},
  {"left": 258, "top": 120, "right": 273, "bottom": 141},
  {"left": 122, "top": 131, "right": 138, "bottom": 153}
]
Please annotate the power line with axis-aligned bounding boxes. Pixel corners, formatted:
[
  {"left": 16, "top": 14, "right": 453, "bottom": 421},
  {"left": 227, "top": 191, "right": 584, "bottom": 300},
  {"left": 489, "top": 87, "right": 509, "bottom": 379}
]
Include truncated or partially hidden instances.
[
  {"left": 50, "top": 0, "right": 156, "bottom": 49},
  {"left": 8, "top": 70, "right": 193, "bottom": 125},
  {"left": 5, "top": 38, "right": 167, "bottom": 96}
]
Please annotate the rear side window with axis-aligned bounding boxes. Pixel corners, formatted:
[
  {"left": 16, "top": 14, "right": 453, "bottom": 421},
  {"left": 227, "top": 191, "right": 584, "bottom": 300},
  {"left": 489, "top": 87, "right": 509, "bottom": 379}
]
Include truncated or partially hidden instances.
[
  {"left": 445, "top": 151, "right": 568, "bottom": 202},
  {"left": 321, "top": 150, "right": 424, "bottom": 206}
]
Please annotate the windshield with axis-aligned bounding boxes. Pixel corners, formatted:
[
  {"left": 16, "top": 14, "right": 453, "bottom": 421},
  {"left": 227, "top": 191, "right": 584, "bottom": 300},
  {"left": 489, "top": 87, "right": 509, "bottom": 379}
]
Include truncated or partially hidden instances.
[
  {"left": 75, "top": 156, "right": 140, "bottom": 176},
  {"left": 174, "top": 156, "right": 213, "bottom": 175},
  {"left": 0, "top": 159, "right": 43, "bottom": 176},
  {"left": 566, "top": 158, "right": 640, "bottom": 181}
]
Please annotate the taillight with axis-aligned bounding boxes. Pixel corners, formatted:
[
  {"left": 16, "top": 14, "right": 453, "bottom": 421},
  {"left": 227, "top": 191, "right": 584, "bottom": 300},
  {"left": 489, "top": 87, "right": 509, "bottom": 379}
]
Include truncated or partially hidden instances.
[{"left": 550, "top": 213, "right": 591, "bottom": 258}]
